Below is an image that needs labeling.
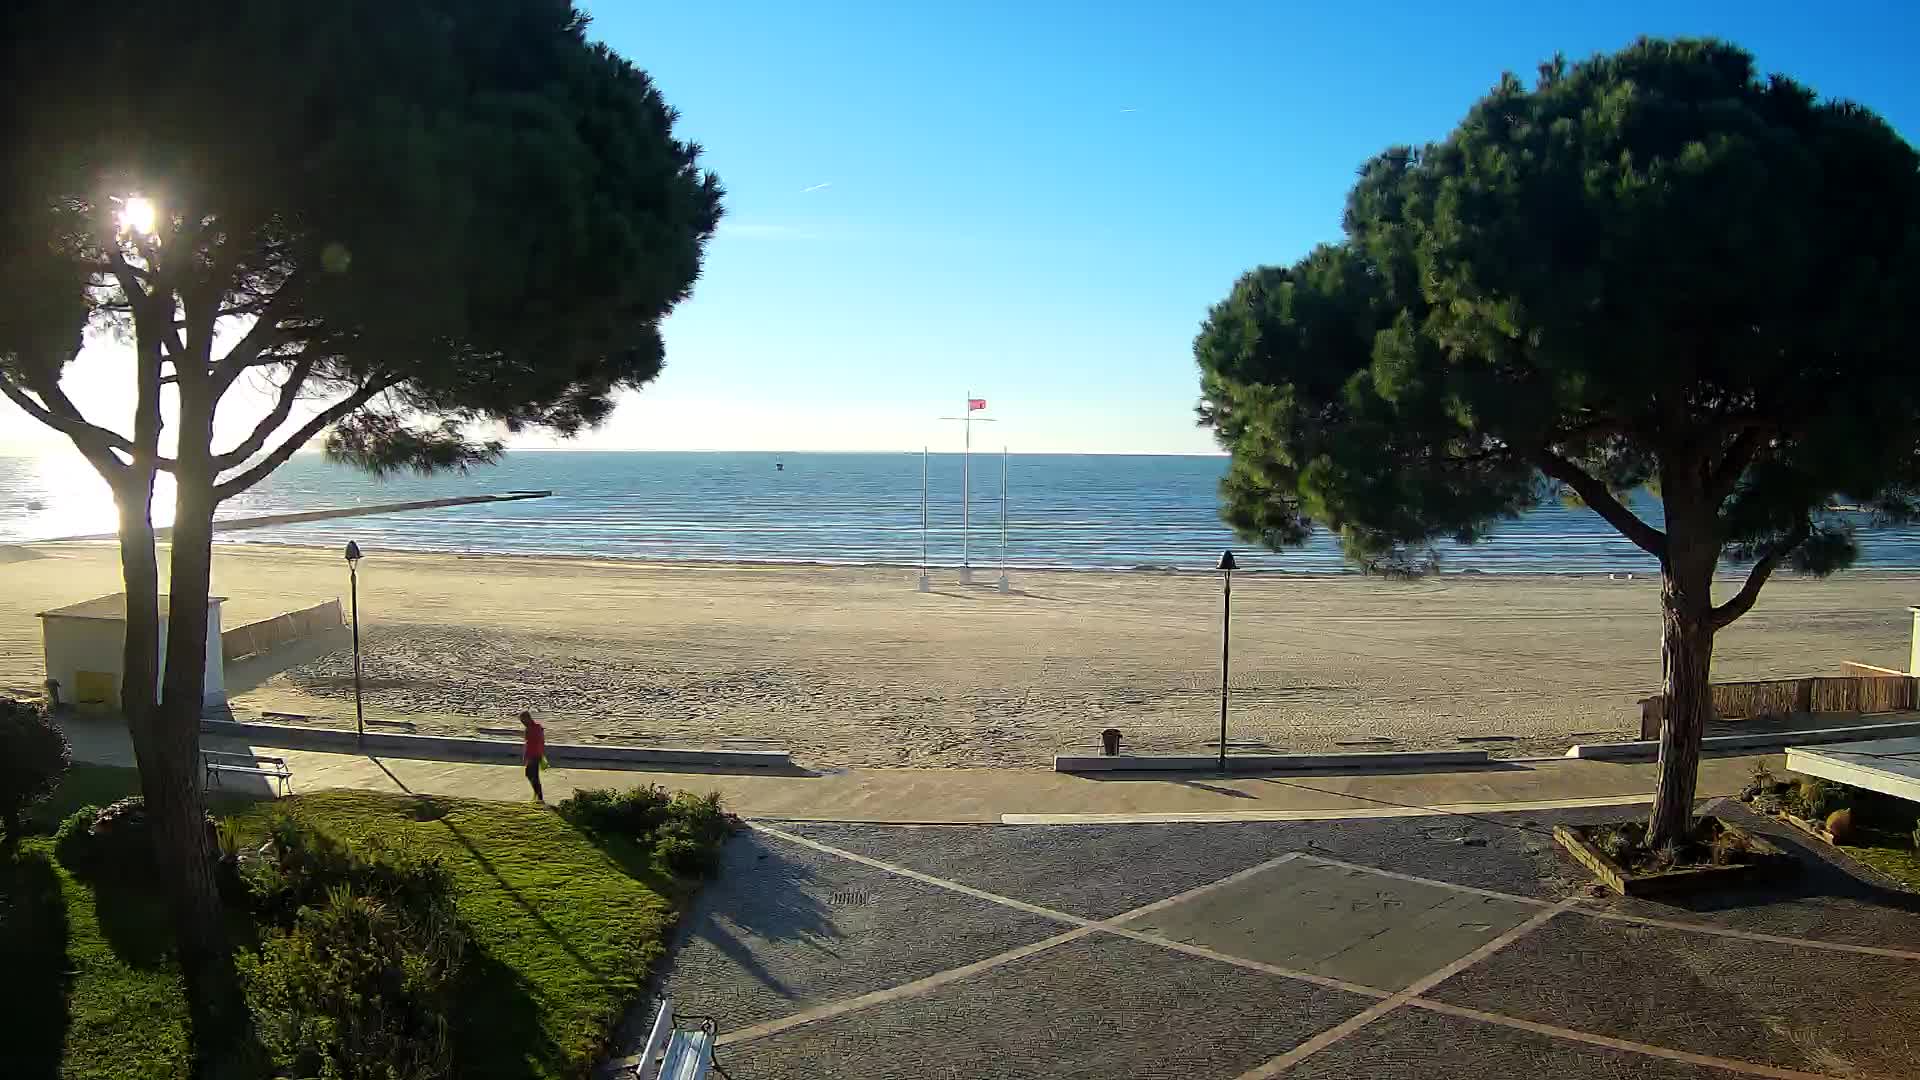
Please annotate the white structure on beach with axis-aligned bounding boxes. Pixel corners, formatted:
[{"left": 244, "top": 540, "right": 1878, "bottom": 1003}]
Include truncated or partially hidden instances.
[{"left": 37, "top": 593, "right": 226, "bottom": 710}]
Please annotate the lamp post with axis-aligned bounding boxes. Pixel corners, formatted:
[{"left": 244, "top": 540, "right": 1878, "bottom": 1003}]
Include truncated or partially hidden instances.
[
  {"left": 1216, "top": 549, "right": 1237, "bottom": 773},
  {"left": 345, "top": 541, "right": 365, "bottom": 745}
]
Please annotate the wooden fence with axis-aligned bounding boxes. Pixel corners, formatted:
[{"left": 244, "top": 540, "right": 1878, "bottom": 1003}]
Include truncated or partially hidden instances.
[
  {"left": 1638, "top": 669, "right": 1917, "bottom": 738},
  {"left": 222, "top": 599, "right": 345, "bottom": 663}
]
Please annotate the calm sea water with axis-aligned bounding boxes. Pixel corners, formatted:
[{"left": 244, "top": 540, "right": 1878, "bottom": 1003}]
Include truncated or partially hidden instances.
[{"left": 4, "top": 450, "right": 1920, "bottom": 573}]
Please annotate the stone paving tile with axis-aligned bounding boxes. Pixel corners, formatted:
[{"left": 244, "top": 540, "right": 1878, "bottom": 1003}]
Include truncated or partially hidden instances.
[
  {"left": 654, "top": 830, "right": 1067, "bottom": 1028},
  {"left": 779, "top": 821, "right": 1299, "bottom": 919},
  {"left": 1426, "top": 912, "right": 1920, "bottom": 1078},
  {"left": 1288, "top": 1006, "right": 1761, "bottom": 1080},
  {"left": 1579, "top": 803, "right": 1920, "bottom": 950},
  {"left": 1269, "top": 802, "right": 1663, "bottom": 902},
  {"left": 718, "top": 932, "right": 1373, "bottom": 1080},
  {"left": 1124, "top": 857, "right": 1540, "bottom": 991}
]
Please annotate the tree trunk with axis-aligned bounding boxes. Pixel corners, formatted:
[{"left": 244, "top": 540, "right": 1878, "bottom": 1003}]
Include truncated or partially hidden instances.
[
  {"left": 157, "top": 390, "right": 254, "bottom": 1076},
  {"left": 1646, "top": 546, "right": 1717, "bottom": 847}
]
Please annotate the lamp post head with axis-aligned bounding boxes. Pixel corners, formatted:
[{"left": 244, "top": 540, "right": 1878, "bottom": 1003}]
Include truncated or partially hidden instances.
[
  {"left": 345, "top": 541, "right": 362, "bottom": 566},
  {"left": 1216, "top": 549, "right": 1238, "bottom": 572}
]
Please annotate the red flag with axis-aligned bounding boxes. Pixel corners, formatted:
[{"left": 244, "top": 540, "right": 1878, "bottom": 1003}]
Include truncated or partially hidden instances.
[{"left": 968, "top": 398, "right": 987, "bottom": 411}]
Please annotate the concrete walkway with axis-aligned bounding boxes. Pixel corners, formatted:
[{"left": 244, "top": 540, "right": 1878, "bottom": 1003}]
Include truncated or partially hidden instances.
[{"left": 62, "top": 716, "right": 1778, "bottom": 823}]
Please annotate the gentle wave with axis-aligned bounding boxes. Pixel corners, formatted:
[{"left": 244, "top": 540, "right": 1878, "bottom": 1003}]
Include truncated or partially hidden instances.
[{"left": 7, "top": 450, "right": 1920, "bottom": 573}]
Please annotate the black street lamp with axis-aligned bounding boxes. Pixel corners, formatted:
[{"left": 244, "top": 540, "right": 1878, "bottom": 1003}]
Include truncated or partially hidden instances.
[
  {"left": 345, "top": 541, "right": 365, "bottom": 745},
  {"left": 1216, "top": 549, "right": 1237, "bottom": 772}
]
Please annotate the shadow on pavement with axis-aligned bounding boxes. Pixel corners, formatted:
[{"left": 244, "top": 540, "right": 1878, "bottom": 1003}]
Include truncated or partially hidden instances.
[{"left": 679, "top": 836, "right": 841, "bottom": 997}]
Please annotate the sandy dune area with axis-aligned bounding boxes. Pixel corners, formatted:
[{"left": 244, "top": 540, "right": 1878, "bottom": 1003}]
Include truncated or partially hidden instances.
[{"left": 2, "top": 542, "right": 1912, "bottom": 767}]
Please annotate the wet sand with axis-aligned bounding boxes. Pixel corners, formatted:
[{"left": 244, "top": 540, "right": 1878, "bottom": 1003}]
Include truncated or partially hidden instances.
[{"left": 2, "top": 542, "right": 1912, "bottom": 767}]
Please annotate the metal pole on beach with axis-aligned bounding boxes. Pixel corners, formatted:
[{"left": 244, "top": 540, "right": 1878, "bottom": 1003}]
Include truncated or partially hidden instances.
[
  {"left": 345, "top": 541, "right": 365, "bottom": 746},
  {"left": 961, "top": 393, "right": 972, "bottom": 584},
  {"left": 918, "top": 447, "right": 931, "bottom": 592},
  {"left": 1216, "top": 549, "right": 1237, "bottom": 772},
  {"left": 998, "top": 446, "right": 1010, "bottom": 593}
]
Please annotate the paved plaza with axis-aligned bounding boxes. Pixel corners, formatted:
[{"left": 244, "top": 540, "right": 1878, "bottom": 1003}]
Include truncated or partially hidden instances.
[{"left": 643, "top": 802, "right": 1920, "bottom": 1079}]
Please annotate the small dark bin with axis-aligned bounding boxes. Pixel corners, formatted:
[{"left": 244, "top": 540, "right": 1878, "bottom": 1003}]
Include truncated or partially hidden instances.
[{"left": 1100, "top": 728, "right": 1122, "bottom": 756}]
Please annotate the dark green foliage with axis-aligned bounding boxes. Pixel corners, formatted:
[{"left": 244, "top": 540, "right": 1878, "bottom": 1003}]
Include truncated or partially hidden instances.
[
  {"left": 557, "top": 786, "right": 736, "bottom": 877},
  {"left": 244, "top": 815, "right": 457, "bottom": 929},
  {"left": 0, "top": 697, "right": 69, "bottom": 839},
  {"left": 240, "top": 885, "right": 465, "bottom": 1080},
  {"left": 54, "top": 797, "right": 218, "bottom": 880},
  {"left": 555, "top": 784, "right": 672, "bottom": 838},
  {"left": 239, "top": 816, "right": 465, "bottom": 1080},
  {"left": 0, "top": 1, "right": 724, "bottom": 474},
  {"left": 1195, "top": 37, "right": 1920, "bottom": 578}
]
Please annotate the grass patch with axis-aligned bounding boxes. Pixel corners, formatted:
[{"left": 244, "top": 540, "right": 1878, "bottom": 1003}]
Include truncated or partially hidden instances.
[
  {"left": 4, "top": 769, "right": 710, "bottom": 1080},
  {"left": 1, "top": 839, "right": 192, "bottom": 1079},
  {"left": 229, "top": 791, "right": 684, "bottom": 1079},
  {"left": 1845, "top": 829, "right": 1920, "bottom": 890}
]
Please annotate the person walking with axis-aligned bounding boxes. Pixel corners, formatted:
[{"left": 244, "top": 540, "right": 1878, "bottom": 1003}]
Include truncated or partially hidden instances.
[{"left": 519, "top": 710, "right": 547, "bottom": 802}]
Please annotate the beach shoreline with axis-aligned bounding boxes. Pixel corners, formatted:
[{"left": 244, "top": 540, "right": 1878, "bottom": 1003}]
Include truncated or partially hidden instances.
[
  {"left": 17, "top": 536, "right": 1920, "bottom": 581},
  {"left": 3, "top": 540, "right": 1914, "bottom": 769}
]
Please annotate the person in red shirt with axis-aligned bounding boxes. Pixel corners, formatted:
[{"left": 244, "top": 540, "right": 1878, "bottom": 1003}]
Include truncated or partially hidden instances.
[{"left": 519, "top": 710, "right": 547, "bottom": 802}]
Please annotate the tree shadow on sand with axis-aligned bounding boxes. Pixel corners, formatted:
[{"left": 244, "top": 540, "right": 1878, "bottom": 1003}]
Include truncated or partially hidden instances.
[{"left": 0, "top": 847, "right": 73, "bottom": 1079}]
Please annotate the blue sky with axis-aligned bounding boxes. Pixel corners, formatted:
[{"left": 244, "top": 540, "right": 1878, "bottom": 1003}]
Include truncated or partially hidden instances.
[
  {"left": 6, "top": 1, "right": 1917, "bottom": 457},
  {"left": 569, "top": 0, "right": 1919, "bottom": 453}
]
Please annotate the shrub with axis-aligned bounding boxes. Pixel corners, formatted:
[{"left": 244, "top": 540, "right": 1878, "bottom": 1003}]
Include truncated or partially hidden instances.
[
  {"left": 245, "top": 815, "right": 456, "bottom": 930},
  {"left": 53, "top": 796, "right": 219, "bottom": 879},
  {"left": 241, "top": 884, "right": 463, "bottom": 1080},
  {"left": 52, "top": 804, "right": 101, "bottom": 855},
  {"left": 1709, "top": 825, "right": 1752, "bottom": 866},
  {"left": 555, "top": 785, "right": 671, "bottom": 838},
  {"left": 1793, "top": 779, "right": 1846, "bottom": 822},
  {"left": 0, "top": 697, "right": 70, "bottom": 840},
  {"left": 558, "top": 786, "right": 737, "bottom": 877},
  {"left": 1823, "top": 808, "right": 1856, "bottom": 844}
]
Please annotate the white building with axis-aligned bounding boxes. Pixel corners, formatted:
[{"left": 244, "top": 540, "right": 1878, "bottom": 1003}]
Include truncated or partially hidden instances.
[{"left": 37, "top": 593, "right": 226, "bottom": 710}]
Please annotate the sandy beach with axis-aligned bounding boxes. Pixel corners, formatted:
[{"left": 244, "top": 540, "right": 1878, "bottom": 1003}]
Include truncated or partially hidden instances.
[{"left": 2, "top": 541, "right": 1913, "bottom": 767}]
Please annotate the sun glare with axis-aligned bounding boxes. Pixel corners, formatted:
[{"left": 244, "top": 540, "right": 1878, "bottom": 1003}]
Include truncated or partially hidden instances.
[{"left": 118, "top": 195, "right": 158, "bottom": 236}]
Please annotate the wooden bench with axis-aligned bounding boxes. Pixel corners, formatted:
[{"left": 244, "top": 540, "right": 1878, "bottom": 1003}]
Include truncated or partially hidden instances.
[
  {"left": 630, "top": 999, "right": 714, "bottom": 1080},
  {"left": 203, "top": 750, "right": 294, "bottom": 796}
]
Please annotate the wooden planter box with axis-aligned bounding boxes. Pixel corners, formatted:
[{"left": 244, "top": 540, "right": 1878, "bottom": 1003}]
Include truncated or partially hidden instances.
[
  {"left": 1553, "top": 818, "right": 1796, "bottom": 897},
  {"left": 1774, "top": 812, "right": 1841, "bottom": 845}
]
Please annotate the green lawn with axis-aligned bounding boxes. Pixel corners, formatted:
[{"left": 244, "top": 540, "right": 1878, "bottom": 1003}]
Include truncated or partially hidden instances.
[
  {"left": 1846, "top": 829, "right": 1920, "bottom": 890},
  {"left": 2, "top": 767, "right": 700, "bottom": 1080}
]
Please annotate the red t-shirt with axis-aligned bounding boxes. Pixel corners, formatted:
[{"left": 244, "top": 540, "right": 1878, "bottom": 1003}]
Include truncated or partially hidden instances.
[{"left": 522, "top": 721, "right": 546, "bottom": 764}]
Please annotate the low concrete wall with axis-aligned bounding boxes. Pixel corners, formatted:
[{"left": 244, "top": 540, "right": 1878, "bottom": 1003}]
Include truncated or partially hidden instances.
[
  {"left": 199, "top": 718, "right": 793, "bottom": 770},
  {"left": 1055, "top": 749, "right": 1491, "bottom": 773},
  {"left": 223, "top": 599, "right": 345, "bottom": 662},
  {"left": 1566, "top": 718, "right": 1920, "bottom": 761}
]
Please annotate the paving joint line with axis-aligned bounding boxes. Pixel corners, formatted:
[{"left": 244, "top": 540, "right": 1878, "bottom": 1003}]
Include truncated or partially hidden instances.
[
  {"left": 740, "top": 824, "right": 1916, "bottom": 1074},
  {"left": 727, "top": 830, "right": 1387, "bottom": 1047},
  {"left": 1300, "top": 853, "right": 1920, "bottom": 962},
  {"left": 1232, "top": 899, "right": 1579, "bottom": 1079},
  {"left": 1405, "top": 999, "right": 1849, "bottom": 1080}
]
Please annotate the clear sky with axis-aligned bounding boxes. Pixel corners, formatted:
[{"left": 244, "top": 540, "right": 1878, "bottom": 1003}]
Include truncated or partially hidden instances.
[{"left": 6, "top": 1, "right": 1917, "bottom": 458}]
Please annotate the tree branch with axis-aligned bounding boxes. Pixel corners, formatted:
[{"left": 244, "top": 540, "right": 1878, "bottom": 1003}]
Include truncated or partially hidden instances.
[
  {"left": 210, "top": 269, "right": 304, "bottom": 392},
  {"left": 211, "top": 356, "right": 316, "bottom": 468},
  {"left": 213, "top": 375, "right": 400, "bottom": 499},
  {"left": 0, "top": 373, "right": 130, "bottom": 453},
  {"left": 1706, "top": 425, "right": 1764, "bottom": 505},
  {"left": 1533, "top": 449, "right": 1669, "bottom": 559},
  {"left": 1710, "top": 517, "right": 1811, "bottom": 630}
]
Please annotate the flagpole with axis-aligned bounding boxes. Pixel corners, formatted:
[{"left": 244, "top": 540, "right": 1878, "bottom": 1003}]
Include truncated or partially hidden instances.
[
  {"left": 998, "top": 445, "right": 1010, "bottom": 594},
  {"left": 918, "top": 446, "right": 930, "bottom": 592},
  {"left": 961, "top": 391, "right": 972, "bottom": 584}
]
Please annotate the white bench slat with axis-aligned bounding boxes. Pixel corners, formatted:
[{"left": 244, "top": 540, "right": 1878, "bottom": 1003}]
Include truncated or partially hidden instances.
[
  {"left": 657, "top": 1030, "right": 711, "bottom": 1080},
  {"left": 633, "top": 1000, "right": 678, "bottom": 1080}
]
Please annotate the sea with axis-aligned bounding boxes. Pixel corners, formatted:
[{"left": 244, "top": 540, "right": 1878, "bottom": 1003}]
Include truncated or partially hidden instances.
[{"left": 5, "top": 450, "right": 1920, "bottom": 574}]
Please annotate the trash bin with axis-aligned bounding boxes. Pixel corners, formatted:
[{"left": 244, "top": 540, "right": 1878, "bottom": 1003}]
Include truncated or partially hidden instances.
[{"left": 1101, "top": 728, "right": 1122, "bottom": 756}]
